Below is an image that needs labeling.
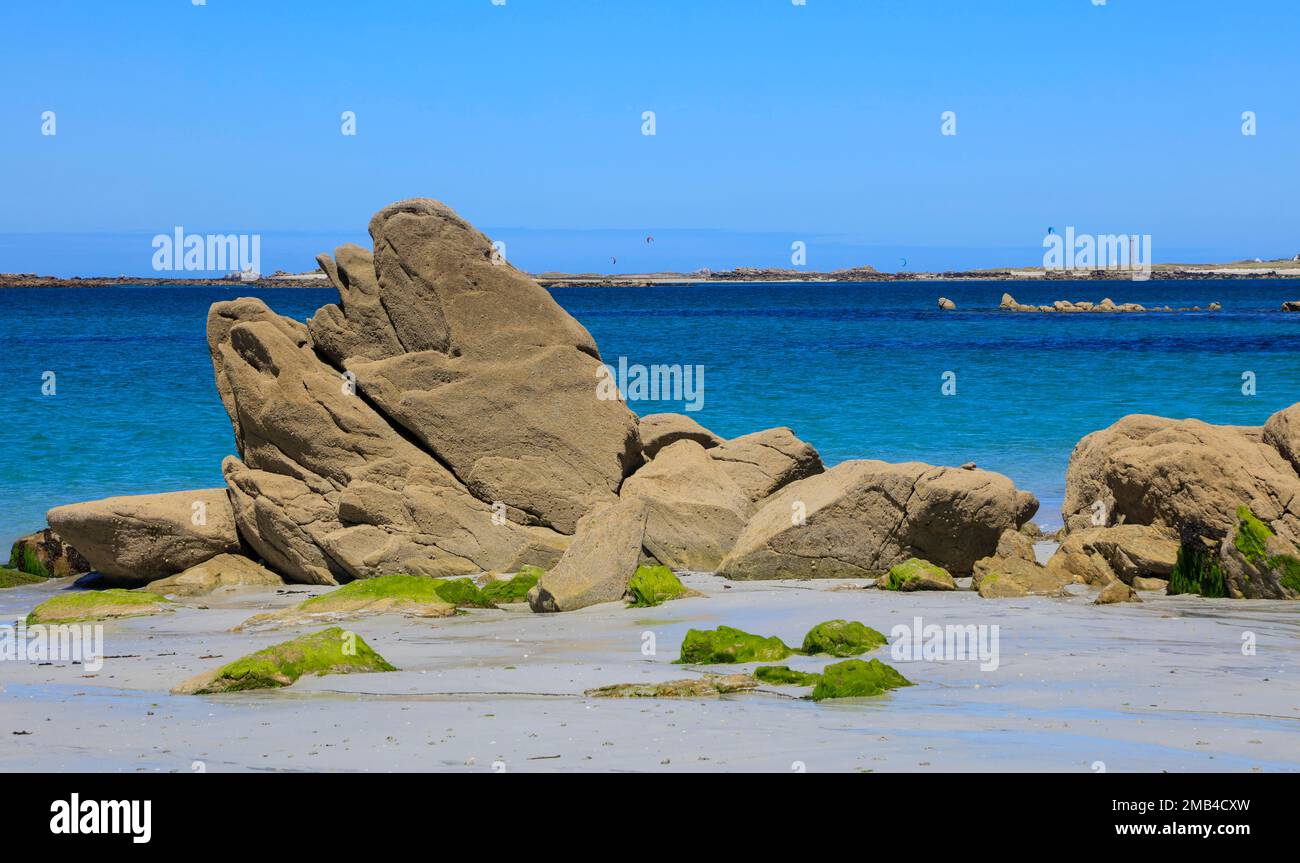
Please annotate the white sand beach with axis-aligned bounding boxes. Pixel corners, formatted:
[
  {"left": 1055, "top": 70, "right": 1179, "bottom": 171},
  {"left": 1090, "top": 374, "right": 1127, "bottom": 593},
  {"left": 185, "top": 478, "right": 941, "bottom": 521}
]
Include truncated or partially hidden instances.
[{"left": 2, "top": 570, "right": 1296, "bottom": 773}]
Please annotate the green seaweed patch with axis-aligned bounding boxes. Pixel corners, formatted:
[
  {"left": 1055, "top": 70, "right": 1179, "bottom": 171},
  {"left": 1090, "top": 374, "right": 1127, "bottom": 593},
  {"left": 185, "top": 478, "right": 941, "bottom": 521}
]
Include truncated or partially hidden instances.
[
  {"left": 1, "top": 567, "right": 45, "bottom": 589},
  {"left": 174, "top": 626, "right": 395, "bottom": 695},
  {"left": 1168, "top": 537, "right": 1226, "bottom": 598},
  {"left": 677, "top": 625, "right": 794, "bottom": 664},
  {"left": 754, "top": 665, "right": 822, "bottom": 686},
  {"left": 801, "top": 620, "right": 888, "bottom": 657},
  {"left": 482, "top": 566, "right": 543, "bottom": 604},
  {"left": 26, "top": 589, "right": 171, "bottom": 625},
  {"left": 300, "top": 574, "right": 492, "bottom": 611},
  {"left": 626, "top": 565, "right": 689, "bottom": 608},
  {"left": 809, "top": 659, "right": 913, "bottom": 701},
  {"left": 1232, "top": 505, "right": 1300, "bottom": 593},
  {"left": 9, "top": 544, "right": 50, "bottom": 579},
  {"left": 884, "top": 558, "right": 943, "bottom": 591}
]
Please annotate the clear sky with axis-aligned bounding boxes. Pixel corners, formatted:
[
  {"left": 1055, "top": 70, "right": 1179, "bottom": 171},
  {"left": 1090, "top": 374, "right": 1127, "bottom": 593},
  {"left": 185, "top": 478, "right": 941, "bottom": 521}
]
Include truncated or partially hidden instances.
[{"left": 1, "top": 0, "right": 1296, "bottom": 274}]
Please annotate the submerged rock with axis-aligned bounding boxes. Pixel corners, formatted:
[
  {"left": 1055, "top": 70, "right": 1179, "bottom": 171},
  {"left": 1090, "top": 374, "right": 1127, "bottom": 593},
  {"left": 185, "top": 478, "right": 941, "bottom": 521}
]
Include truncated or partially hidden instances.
[
  {"left": 801, "top": 620, "right": 888, "bottom": 656},
  {"left": 677, "top": 625, "right": 794, "bottom": 664},
  {"left": 883, "top": 558, "right": 956, "bottom": 591},
  {"left": 172, "top": 626, "right": 396, "bottom": 695},
  {"left": 8, "top": 528, "right": 91, "bottom": 579},
  {"left": 937, "top": 297, "right": 955, "bottom": 310},
  {"left": 719, "top": 459, "right": 1037, "bottom": 579},
  {"left": 46, "top": 490, "right": 242, "bottom": 584},
  {"left": 625, "top": 565, "right": 691, "bottom": 607},
  {"left": 808, "top": 659, "right": 913, "bottom": 701},
  {"left": 584, "top": 673, "right": 757, "bottom": 699},
  {"left": 26, "top": 589, "right": 172, "bottom": 625},
  {"left": 142, "top": 553, "right": 284, "bottom": 597}
]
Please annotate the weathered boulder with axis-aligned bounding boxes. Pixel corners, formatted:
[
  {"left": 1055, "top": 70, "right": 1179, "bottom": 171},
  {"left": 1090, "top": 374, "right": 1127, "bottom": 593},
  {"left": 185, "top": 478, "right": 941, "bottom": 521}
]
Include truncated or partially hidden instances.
[
  {"left": 638, "top": 412, "right": 723, "bottom": 459},
  {"left": 937, "top": 297, "right": 956, "bottom": 310},
  {"left": 46, "top": 490, "right": 241, "bottom": 583},
  {"left": 707, "top": 427, "right": 823, "bottom": 504},
  {"left": 1184, "top": 506, "right": 1300, "bottom": 600},
  {"left": 717, "top": 459, "right": 1038, "bottom": 579},
  {"left": 620, "top": 439, "right": 750, "bottom": 570},
  {"left": 307, "top": 199, "right": 641, "bottom": 534},
  {"left": 995, "top": 528, "right": 1037, "bottom": 563},
  {"left": 882, "top": 558, "right": 956, "bottom": 591},
  {"left": 8, "top": 528, "right": 91, "bottom": 579},
  {"left": 1046, "top": 524, "right": 1178, "bottom": 586},
  {"left": 1062, "top": 413, "right": 1300, "bottom": 545},
  {"left": 1095, "top": 580, "right": 1140, "bottom": 604},
  {"left": 973, "top": 555, "right": 1072, "bottom": 598},
  {"left": 528, "top": 499, "right": 649, "bottom": 612},
  {"left": 142, "top": 553, "right": 283, "bottom": 597}
]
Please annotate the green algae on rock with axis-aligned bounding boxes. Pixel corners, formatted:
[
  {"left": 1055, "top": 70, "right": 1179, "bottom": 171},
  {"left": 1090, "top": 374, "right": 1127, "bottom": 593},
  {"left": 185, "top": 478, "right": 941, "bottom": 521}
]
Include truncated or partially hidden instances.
[
  {"left": 754, "top": 665, "right": 822, "bottom": 686},
  {"left": 801, "top": 619, "right": 888, "bottom": 657},
  {"left": 585, "top": 673, "right": 757, "bottom": 698},
  {"left": 1168, "top": 535, "right": 1227, "bottom": 598},
  {"left": 883, "top": 558, "right": 956, "bottom": 591},
  {"left": 482, "top": 566, "right": 543, "bottom": 604},
  {"left": 676, "top": 625, "right": 793, "bottom": 664},
  {"left": 236, "top": 573, "right": 492, "bottom": 629},
  {"left": 1, "top": 567, "right": 45, "bottom": 589},
  {"left": 173, "top": 626, "right": 396, "bottom": 695},
  {"left": 626, "top": 564, "right": 690, "bottom": 607},
  {"left": 809, "top": 659, "right": 913, "bottom": 701},
  {"left": 1218, "top": 506, "right": 1300, "bottom": 599},
  {"left": 25, "top": 589, "right": 172, "bottom": 625}
]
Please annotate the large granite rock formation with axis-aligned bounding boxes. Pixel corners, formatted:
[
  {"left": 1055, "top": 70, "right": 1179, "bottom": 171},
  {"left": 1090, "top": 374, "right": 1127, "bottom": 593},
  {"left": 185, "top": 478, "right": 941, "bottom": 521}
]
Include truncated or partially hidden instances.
[{"left": 305, "top": 200, "right": 641, "bottom": 534}]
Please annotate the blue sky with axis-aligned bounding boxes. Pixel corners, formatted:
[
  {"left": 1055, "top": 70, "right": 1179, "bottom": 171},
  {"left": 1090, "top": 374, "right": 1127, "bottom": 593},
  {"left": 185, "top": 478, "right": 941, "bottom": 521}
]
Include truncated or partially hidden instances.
[{"left": 0, "top": 0, "right": 1296, "bottom": 274}]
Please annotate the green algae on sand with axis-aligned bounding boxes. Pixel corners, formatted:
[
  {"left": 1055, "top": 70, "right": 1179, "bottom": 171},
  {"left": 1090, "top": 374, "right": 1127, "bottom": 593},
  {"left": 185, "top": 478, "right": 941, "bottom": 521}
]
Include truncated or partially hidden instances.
[
  {"left": 754, "top": 665, "right": 822, "bottom": 686},
  {"left": 25, "top": 589, "right": 172, "bottom": 625},
  {"left": 809, "top": 659, "right": 913, "bottom": 701},
  {"left": 676, "top": 625, "right": 793, "bottom": 664},
  {"left": 585, "top": 673, "right": 757, "bottom": 698},
  {"left": 173, "top": 626, "right": 396, "bottom": 695},
  {"left": 626, "top": 564, "right": 690, "bottom": 607},
  {"left": 801, "top": 619, "right": 888, "bottom": 657},
  {"left": 1, "top": 567, "right": 44, "bottom": 590}
]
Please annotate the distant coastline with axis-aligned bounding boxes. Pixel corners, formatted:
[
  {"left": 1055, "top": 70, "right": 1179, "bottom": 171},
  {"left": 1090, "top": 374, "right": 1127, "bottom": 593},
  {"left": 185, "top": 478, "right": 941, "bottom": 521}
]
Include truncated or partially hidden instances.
[{"left": 3, "top": 258, "right": 1300, "bottom": 289}]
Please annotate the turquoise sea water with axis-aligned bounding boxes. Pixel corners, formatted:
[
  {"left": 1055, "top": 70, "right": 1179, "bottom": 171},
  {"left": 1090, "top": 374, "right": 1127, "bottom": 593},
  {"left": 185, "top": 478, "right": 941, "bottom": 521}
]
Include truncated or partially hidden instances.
[{"left": 4, "top": 280, "right": 1300, "bottom": 544}]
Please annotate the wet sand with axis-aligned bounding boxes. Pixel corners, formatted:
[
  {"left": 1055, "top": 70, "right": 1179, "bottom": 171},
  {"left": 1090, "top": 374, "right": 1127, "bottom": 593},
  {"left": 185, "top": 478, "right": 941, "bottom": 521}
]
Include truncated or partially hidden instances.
[{"left": 1, "top": 572, "right": 1296, "bottom": 773}]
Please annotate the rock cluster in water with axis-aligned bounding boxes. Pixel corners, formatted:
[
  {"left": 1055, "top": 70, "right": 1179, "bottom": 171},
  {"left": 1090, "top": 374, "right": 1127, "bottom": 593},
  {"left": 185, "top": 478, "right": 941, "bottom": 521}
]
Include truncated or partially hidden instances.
[{"left": 999, "top": 293, "right": 1221, "bottom": 313}]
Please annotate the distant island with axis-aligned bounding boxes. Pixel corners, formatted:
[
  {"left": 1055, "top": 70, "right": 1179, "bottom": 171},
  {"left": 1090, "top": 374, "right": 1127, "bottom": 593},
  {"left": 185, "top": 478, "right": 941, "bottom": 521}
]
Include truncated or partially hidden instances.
[{"left": 3, "top": 257, "right": 1300, "bottom": 289}]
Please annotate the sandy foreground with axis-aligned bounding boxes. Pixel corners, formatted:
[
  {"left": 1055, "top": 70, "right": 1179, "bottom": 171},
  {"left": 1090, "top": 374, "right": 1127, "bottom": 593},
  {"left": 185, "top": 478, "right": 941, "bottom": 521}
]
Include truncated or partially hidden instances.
[{"left": 1, "top": 561, "right": 1297, "bottom": 773}]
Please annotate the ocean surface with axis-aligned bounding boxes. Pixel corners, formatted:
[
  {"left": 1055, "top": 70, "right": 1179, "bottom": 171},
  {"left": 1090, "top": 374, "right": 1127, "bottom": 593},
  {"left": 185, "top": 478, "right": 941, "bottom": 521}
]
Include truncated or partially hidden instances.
[{"left": 4, "top": 279, "right": 1300, "bottom": 545}]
